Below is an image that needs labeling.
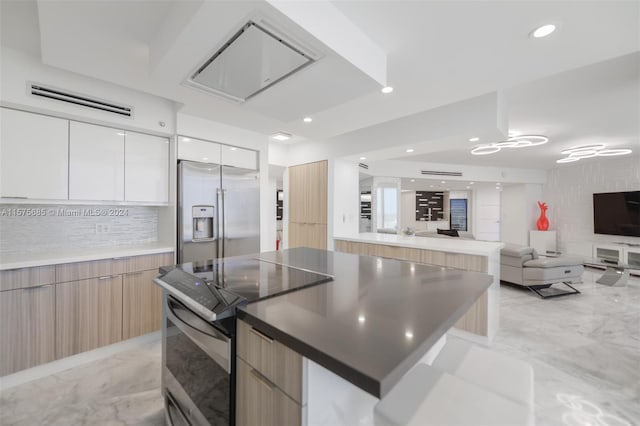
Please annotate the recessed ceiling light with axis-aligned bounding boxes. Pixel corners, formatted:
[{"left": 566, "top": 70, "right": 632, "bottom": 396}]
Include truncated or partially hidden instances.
[
  {"left": 470, "top": 182, "right": 475, "bottom": 185},
  {"left": 230, "top": 147, "right": 237, "bottom": 151},
  {"left": 531, "top": 24, "right": 556, "bottom": 38},
  {"left": 406, "top": 148, "right": 414, "bottom": 153},
  {"left": 410, "top": 179, "right": 415, "bottom": 182},
  {"left": 271, "top": 132, "right": 292, "bottom": 141},
  {"left": 303, "top": 117, "right": 312, "bottom": 123},
  {"left": 429, "top": 185, "right": 434, "bottom": 188},
  {"left": 469, "top": 137, "right": 480, "bottom": 142},
  {"left": 360, "top": 156, "right": 366, "bottom": 160},
  {"left": 441, "top": 180, "right": 446, "bottom": 184},
  {"left": 358, "top": 315, "right": 366, "bottom": 324},
  {"left": 405, "top": 330, "right": 414, "bottom": 339},
  {"left": 202, "top": 157, "right": 208, "bottom": 161},
  {"left": 381, "top": 86, "right": 394, "bottom": 94},
  {"left": 182, "top": 137, "right": 191, "bottom": 142},
  {"left": 116, "top": 132, "right": 125, "bottom": 136}
]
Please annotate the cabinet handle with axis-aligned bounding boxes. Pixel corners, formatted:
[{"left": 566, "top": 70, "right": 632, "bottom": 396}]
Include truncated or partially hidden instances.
[
  {"left": 1, "top": 196, "right": 28, "bottom": 199},
  {"left": 98, "top": 275, "right": 118, "bottom": 280},
  {"left": 249, "top": 327, "right": 274, "bottom": 343},
  {"left": 112, "top": 257, "right": 126, "bottom": 260},
  {"left": 250, "top": 368, "right": 276, "bottom": 390},
  {"left": 126, "top": 271, "right": 144, "bottom": 276},
  {"left": 23, "top": 284, "right": 54, "bottom": 290}
]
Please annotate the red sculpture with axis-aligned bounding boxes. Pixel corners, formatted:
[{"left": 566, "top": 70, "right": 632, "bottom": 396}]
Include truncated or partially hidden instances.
[{"left": 537, "top": 201, "right": 549, "bottom": 231}]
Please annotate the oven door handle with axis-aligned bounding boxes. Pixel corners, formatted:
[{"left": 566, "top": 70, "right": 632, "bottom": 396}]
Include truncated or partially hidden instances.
[
  {"left": 166, "top": 297, "right": 231, "bottom": 373},
  {"left": 166, "top": 391, "right": 191, "bottom": 426}
]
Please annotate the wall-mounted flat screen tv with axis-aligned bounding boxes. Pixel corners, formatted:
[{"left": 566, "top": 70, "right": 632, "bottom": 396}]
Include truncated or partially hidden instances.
[{"left": 593, "top": 191, "right": 640, "bottom": 237}]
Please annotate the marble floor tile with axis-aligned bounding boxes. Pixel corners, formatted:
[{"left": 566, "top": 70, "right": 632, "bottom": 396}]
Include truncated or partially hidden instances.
[{"left": 0, "top": 269, "right": 638, "bottom": 426}]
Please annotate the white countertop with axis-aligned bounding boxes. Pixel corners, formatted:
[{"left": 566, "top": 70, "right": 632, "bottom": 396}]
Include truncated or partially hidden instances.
[
  {"left": 334, "top": 233, "right": 504, "bottom": 256},
  {"left": 0, "top": 243, "right": 175, "bottom": 270}
]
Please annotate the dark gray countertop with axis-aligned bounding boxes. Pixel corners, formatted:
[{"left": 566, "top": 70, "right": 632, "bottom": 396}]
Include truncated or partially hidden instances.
[{"left": 237, "top": 247, "right": 493, "bottom": 398}]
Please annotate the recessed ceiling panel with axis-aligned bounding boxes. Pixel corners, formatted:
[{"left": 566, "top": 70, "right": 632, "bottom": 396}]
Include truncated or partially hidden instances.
[{"left": 189, "top": 22, "right": 313, "bottom": 102}]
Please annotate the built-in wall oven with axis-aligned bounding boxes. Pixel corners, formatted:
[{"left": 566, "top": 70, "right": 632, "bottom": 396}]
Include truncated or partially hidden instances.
[
  {"left": 155, "top": 257, "right": 333, "bottom": 426},
  {"left": 163, "top": 295, "right": 235, "bottom": 426}
]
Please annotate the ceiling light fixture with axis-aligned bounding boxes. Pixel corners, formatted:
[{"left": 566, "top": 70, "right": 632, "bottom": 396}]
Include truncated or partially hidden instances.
[
  {"left": 556, "top": 144, "right": 632, "bottom": 164},
  {"left": 531, "top": 24, "right": 556, "bottom": 38},
  {"left": 406, "top": 148, "right": 414, "bottom": 153},
  {"left": 303, "top": 117, "right": 312, "bottom": 123},
  {"left": 469, "top": 137, "right": 480, "bottom": 142},
  {"left": 271, "top": 132, "right": 292, "bottom": 141},
  {"left": 381, "top": 86, "right": 394, "bottom": 94},
  {"left": 410, "top": 179, "right": 415, "bottom": 182},
  {"left": 470, "top": 135, "right": 548, "bottom": 155},
  {"left": 360, "top": 156, "right": 366, "bottom": 160},
  {"left": 441, "top": 180, "right": 446, "bottom": 184}
]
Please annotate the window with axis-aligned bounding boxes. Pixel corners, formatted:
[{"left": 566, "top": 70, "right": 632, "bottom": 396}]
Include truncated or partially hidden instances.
[{"left": 376, "top": 186, "right": 398, "bottom": 230}]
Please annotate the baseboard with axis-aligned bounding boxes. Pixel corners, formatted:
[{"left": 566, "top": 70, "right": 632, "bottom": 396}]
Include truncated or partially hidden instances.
[{"left": 0, "top": 331, "right": 161, "bottom": 392}]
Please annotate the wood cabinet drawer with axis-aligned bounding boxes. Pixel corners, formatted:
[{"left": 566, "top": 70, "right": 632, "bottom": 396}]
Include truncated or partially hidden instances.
[
  {"left": 0, "top": 265, "right": 56, "bottom": 291},
  {"left": 236, "top": 357, "right": 302, "bottom": 426},
  {"left": 236, "top": 319, "right": 304, "bottom": 404},
  {"left": 125, "top": 252, "right": 174, "bottom": 273},
  {"left": 55, "top": 258, "right": 126, "bottom": 283}
]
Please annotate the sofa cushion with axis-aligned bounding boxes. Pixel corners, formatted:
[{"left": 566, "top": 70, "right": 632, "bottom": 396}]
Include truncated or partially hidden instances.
[
  {"left": 524, "top": 256, "right": 584, "bottom": 268},
  {"left": 502, "top": 244, "right": 534, "bottom": 258}
]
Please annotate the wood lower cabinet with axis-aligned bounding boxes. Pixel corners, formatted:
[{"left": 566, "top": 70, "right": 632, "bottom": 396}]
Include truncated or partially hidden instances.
[
  {"left": 55, "top": 275, "right": 123, "bottom": 358},
  {"left": 236, "top": 357, "right": 302, "bottom": 426},
  {"left": 0, "top": 286, "right": 55, "bottom": 376},
  {"left": 122, "top": 270, "right": 162, "bottom": 339}
]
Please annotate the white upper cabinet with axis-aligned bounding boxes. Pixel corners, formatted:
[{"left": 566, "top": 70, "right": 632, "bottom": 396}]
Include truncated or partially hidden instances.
[
  {"left": 125, "top": 131, "right": 169, "bottom": 203},
  {"left": 0, "top": 108, "right": 69, "bottom": 200},
  {"left": 177, "top": 136, "right": 221, "bottom": 164},
  {"left": 69, "top": 121, "right": 125, "bottom": 201},
  {"left": 221, "top": 145, "right": 258, "bottom": 170}
]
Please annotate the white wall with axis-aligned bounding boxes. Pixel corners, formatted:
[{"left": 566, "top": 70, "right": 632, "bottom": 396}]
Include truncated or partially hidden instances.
[
  {"left": 543, "top": 155, "right": 640, "bottom": 252},
  {"left": 176, "top": 113, "right": 273, "bottom": 252},
  {"left": 1, "top": 47, "right": 177, "bottom": 136},
  {"left": 500, "top": 184, "right": 543, "bottom": 246},
  {"left": 331, "top": 160, "right": 360, "bottom": 240}
]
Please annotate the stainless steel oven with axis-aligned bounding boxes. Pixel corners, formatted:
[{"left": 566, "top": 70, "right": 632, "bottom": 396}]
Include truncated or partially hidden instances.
[{"left": 163, "top": 294, "right": 235, "bottom": 426}]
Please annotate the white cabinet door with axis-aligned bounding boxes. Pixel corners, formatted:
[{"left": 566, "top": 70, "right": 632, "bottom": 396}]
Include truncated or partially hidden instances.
[
  {"left": 177, "top": 136, "right": 221, "bottom": 164},
  {"left": 0, "top": 108, "right": 69, "bottom": 199},
  {"left": 221, "top": 145, "right": 258, "bottom": 170},
  {"left": 125, "top": 132, "right": 169, "bottom": 203},
  {"left": 69, "top": 121, "right": 124, "bottom": 201}
]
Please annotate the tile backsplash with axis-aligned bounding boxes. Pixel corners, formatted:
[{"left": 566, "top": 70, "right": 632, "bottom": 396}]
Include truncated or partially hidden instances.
[{"left": 0, "top": 204, "right": 159, "bottom": 256}]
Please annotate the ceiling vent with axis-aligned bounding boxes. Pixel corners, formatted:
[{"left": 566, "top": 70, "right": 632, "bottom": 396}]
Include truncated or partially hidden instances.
[
  {"left": 29, "top": 83, "right": 133, "bottom": 117},
  {"left": 186, "top": 21, "right": 315, "bottom": 102},
  {"left": 421, "top": 170, "right": 462, "bottom": 177},
  {"left": 358, "top": 163, "right": 369, "bottom": 169}
]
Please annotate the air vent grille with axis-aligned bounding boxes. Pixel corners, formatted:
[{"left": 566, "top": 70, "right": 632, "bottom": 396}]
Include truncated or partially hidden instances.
[
  {"left": 358, "top": 163, "right": 369, "bottom": 169},
  {"left": 421, "top": 170, "right": 462, "bottom": 177},
  {"left": 29, "top": 83, "right": 133, "bottom": 117}
]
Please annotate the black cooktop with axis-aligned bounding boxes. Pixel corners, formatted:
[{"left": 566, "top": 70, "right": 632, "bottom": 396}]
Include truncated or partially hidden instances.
[{"left": 155, "top": 257, "right": 332, "bottom": 321}]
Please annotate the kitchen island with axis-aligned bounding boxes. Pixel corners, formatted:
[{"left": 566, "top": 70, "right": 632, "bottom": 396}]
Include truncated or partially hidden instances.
[
  {"left": 334, "top": 232, "right": 504, "bottom": 343},
  {"left": 235, "top": 248, "right": 493, "bottom": 425}
]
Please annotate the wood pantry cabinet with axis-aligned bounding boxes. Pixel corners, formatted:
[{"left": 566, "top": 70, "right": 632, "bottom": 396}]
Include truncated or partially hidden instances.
[
  {"left": 236, "top": 319, "right": 305, "bottom": 426},
  {"left": 0, "top": 251, "right": 173, "bottom": 376},
  {"left": 288, "top": 160, "right": 328, "bottom": 250}
]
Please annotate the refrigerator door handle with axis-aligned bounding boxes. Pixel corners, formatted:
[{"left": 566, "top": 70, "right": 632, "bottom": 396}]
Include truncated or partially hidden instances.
[
  {"left": 216, "top": 188, "right": 222, "bottom": 259},
  {"left": 220, "top": 188, "right": 227, "bottom": 259}
]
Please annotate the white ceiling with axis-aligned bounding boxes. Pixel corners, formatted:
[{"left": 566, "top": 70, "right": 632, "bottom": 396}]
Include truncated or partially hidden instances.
[{"left": 1, "top": 0, "right": 639, "bottom": 171}]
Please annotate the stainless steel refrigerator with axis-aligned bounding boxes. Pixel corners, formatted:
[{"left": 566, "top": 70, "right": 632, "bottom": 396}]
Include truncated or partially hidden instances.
[{"left": 178, "top": 159, "right": 260, "bottom": 263}]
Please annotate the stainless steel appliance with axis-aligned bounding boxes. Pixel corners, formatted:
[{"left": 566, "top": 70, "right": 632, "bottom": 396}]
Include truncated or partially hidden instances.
[
  {"left": 178, "top": 159, "right": 259, "bottom": 264},
  {"left": 155, "top": 257, "right": 332, "bottom": 426}
]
